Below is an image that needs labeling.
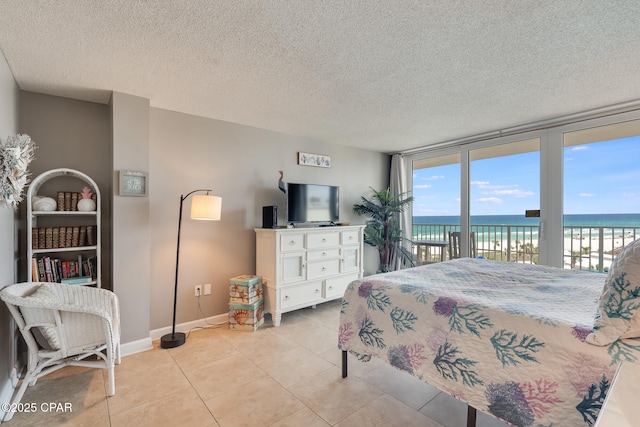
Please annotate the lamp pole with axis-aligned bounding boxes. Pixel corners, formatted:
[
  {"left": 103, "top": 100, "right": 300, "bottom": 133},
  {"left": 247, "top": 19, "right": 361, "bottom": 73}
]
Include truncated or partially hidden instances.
[{"left": 161, "top": 189, "right": 212, "bottom": 349}]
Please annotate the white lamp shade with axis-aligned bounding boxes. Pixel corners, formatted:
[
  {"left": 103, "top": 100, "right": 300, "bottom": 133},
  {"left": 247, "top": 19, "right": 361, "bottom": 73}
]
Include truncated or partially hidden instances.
[{"left": 190, "top": 195, "right": 222, "bottom": 220}]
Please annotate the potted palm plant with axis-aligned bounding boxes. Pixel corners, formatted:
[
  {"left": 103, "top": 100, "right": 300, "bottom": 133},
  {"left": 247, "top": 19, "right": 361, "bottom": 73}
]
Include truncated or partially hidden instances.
[{"left": 353, "top": 187, "right": 414, "bottom": 273}]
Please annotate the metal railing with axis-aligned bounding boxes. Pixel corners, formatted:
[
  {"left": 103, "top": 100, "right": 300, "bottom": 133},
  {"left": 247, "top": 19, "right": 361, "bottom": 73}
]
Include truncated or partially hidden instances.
[{"left": 413, "top": 223, "right": 640, "bottom": 272}]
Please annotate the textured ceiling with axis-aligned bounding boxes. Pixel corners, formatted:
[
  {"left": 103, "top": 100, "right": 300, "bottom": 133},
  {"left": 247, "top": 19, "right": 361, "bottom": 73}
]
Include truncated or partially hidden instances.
[{"left": 1, "top": 1, "right": 640, "bottom": 153}]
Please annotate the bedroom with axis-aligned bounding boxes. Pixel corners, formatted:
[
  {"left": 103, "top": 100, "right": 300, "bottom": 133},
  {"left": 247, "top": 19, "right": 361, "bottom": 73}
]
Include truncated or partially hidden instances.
[{"left": 1, "top": 2, "right": 640, "bottom": 426}]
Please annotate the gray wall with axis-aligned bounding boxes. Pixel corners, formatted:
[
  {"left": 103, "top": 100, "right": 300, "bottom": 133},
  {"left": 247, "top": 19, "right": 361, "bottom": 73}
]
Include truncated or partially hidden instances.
[
  {"left": 0, "top": 49, "right": 20, "bottom": 411},
  {"left": 149, "top": 108, "right": 388, "bottom": 330},
  {"left": 111, "top": 92, "right": 151, "bottom": 344},
  {"left": 6, "top": 90, "right": 389, "bottom": 347},
  {"left": 18, "top": 92, "right": 112, "bottom": 288}
]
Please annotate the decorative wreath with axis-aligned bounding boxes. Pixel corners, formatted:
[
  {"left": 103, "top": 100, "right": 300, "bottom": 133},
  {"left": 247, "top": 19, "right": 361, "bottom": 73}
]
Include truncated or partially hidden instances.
[{"left": 0, "top": 134, "right": 36, "bottom": 209}]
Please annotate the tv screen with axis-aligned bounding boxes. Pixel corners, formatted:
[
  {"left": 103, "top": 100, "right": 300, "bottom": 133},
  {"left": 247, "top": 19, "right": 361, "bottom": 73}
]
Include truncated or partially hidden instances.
[{"left": 287, "top": 183, "right": 339, "bottom": 223}]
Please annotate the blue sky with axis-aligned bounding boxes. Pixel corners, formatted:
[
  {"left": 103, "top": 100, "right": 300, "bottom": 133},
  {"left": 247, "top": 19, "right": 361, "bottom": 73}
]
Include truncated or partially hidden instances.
[{"left": 413, "top": 137, "right": 640, "bottom": 216}]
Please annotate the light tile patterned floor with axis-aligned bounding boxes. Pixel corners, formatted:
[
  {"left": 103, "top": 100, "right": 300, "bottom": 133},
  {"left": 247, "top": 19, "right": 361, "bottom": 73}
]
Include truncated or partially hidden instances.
[{"left": 4, "top": 300, "right": 510, "bottom": 426}]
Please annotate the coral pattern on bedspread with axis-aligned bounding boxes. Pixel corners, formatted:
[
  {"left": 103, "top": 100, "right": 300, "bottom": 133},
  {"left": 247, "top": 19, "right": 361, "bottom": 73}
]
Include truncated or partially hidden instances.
[{"left": 338, "top": 259, "right": 640, "bottom": 427}]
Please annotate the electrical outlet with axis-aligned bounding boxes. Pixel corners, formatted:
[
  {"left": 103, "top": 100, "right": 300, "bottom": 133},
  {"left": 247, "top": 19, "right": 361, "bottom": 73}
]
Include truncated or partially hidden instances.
[
  {"left": 195, "top": 285, "right": 202, "bottom": 297},
  {"left": 204, "top": 283, "right": 211, "bottom": 295}
]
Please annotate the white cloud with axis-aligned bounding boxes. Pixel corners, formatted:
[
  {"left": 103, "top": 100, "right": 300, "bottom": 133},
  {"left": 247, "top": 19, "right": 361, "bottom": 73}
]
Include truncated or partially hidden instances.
[
  {"left": 415, "top": 184, "right": 432, "bottom": 189},
  {"left": 569, "top": 145, "right": 588, "bottom": 152},
  {"left": 476, "top": 197, "right": 503, "bottom": 204},
  {"left": 471, "top": 180, "right": 490, "bottom": 186},
  {"left": 493, "top": 189, "right": 535, "bottom": 198},
  {"left": 579, "top": 193, "right": 594, "bottom": 197},
  {"left": 427, "top": 175, "right": 445, "bottom": 180}
]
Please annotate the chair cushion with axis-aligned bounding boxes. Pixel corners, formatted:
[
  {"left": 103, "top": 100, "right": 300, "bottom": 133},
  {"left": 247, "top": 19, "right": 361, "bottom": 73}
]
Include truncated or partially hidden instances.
[
  {"left": 22, "top": 284, "right": 61, "bottom": 350},
  {"left": 587, "top": 238, "right": 640, "bottom": 345}
]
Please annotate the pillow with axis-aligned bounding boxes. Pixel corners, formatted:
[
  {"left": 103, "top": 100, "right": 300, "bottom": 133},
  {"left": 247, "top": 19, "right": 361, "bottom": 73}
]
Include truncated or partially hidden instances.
[
  {"left": 21, "top": 284, "right": 61, "bottom": 350},
  {"left": 587, "top": 238, "right": 640, "bottom": 346}
]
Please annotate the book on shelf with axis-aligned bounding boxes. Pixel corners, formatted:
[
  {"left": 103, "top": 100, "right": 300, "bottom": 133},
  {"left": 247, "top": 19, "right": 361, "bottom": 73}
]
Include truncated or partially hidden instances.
[
  {"left": 38, "top": 228, "right": 45, "bottom": 249},
  {"left": 79, "top": 226, "right": 86, "bottom": 247},
  {"left": 32, "top": 226, "right": 93, "bottom": 249},
  {"left": 64, "top": 192, "right": 71, "bottom": 211},
  {"left": 31, "top": 227, "right": 38, "bottom": 249},
  {"left": 32, "top": 255, "right": 97, "bottom": 283},
  {"left": 60, "top": 276, "right": 92, "bottom": 285},
  {"left": 59, "top": 227, "right": 66, "bottom": 248},
  {"left": 56, "top": 191, "right": 65, "bottom": 211},
  {"left": 31, "top": 257, "right": 39, "bottom": 282}
]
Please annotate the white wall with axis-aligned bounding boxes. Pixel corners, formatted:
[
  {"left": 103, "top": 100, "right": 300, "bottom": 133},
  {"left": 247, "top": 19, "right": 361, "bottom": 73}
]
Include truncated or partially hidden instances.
[
  {"left": 149, "top": 108, "right": 388, "bottom": 330},
  {"left": 0, "top": 49, "right": 20, "bottom": 416}
]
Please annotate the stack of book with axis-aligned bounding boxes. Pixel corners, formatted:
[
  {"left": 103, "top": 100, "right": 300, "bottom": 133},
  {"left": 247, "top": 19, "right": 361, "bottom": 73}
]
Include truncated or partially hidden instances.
[
  {"left": 31, "top": 255, "right": 98, "bottom": 284},
  {"left": 31, "top": 225, "right": 95, "bottom": 249},
  {"left": 55, "top": 191, "right": 97, "bottom": 211}
]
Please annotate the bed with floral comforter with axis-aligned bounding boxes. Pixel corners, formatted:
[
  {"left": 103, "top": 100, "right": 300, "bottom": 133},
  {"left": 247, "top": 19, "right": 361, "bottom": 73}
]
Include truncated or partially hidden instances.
[{"left": 338, "top": 255, "right": 640, "bottom": 427}]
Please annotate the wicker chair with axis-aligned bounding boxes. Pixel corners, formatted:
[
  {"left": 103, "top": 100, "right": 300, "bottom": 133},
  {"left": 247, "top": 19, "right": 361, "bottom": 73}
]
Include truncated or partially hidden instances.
[{"left": 0, "top": 282, "right": 120, "bottom": 422}]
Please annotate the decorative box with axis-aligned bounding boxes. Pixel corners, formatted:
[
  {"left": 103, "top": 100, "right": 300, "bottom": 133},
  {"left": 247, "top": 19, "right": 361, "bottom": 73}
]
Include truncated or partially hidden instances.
[
  {"left": 228, "top": 299, "right": 264, "bottom": 332},
  {"left": 229, "top": 275, "right": 263, "bottom": 304}
]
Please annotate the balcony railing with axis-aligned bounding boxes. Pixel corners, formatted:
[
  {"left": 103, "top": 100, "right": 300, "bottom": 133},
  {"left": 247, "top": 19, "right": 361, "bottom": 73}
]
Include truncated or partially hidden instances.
[{"left": 413, "top": 223, "right": 640, "bottom": 272}]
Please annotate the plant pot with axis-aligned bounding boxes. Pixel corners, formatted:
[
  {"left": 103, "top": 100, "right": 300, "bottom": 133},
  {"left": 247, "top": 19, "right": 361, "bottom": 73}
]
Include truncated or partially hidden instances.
[{"left": 77, "top": 198, "right": 96, "bottom": 212}]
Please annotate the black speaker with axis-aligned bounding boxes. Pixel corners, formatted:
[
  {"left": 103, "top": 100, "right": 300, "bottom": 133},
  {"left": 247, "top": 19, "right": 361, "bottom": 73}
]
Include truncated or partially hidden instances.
[{"left": 262, "top": 205, "right": 278, "bottom": 228}]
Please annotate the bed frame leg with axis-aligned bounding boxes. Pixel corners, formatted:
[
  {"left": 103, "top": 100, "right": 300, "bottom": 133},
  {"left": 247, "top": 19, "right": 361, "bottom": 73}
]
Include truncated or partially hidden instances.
[
  {"left": 467, "top": 405, "right": 477, "bottom": 427},
  {"left": 342, "top": 350, "right": 348, "bottom": 378}
]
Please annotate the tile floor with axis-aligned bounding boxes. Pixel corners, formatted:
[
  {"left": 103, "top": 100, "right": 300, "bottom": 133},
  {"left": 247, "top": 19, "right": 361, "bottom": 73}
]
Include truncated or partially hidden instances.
[{"left": 3, "top": 300, "right": 510, "bottom": 426}]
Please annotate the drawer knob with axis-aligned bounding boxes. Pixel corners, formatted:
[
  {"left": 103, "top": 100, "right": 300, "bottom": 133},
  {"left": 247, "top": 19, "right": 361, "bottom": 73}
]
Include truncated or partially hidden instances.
[
  {"left": 329, "top": 286, "right": 333, "bottom": 290},
  {"left": 289, "top": 240, "right": 296, "bottom": 245},
  {"left": 348, "top": 236, "right": 353, "bottom": 240},
  {"left": 322, "top": 238, "right": 327, "bottom": 242},
  {"left": 315, "top": 289, "right": 320, "bottom": 293},
  {"left": 284, "top": 295, "right": 290, "bottom": 300},
  {"left": 322, "top": 252, "right": 327, "bottom": 256},
  {"left": 321, "top": 267, "right": 326, "bottom": 271}
]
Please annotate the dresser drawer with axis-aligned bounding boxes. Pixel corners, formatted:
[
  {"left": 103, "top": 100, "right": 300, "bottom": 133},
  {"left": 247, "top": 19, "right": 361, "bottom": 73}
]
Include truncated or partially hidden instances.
[
  {"left": 342, "top": 230, "right": 360, "bottom": 245},
  {"left": 280, "top": 234, "right": 305, "bottom": 252},
  {"left": 307, "top": 248, "right": 340, "bottom": 261},
  {"left": 324, "top": 273, "right": 360, "bottom": 299},
  {"left": 307, "top": 259, "right": 341, "bottom": 280},
  {"left": 307, "top": 232, "right": 340, "bottom": 249},
  {"left": 280, "top": 282, "right": 322, "bottom": 309}
]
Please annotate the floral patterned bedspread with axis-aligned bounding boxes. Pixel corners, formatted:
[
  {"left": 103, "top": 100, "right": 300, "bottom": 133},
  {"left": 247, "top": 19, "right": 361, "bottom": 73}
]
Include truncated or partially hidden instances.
[{"left": 338, "top": 259, "right": 640, "bottom": 427}]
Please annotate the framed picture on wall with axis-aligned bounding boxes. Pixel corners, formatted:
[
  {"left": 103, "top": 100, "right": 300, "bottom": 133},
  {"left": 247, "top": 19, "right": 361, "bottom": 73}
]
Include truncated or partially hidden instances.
[
  {"left": 118, "top": 170, "right": 148, "bottom": 196},
  {"left": 298, "top": 152, "right": 331, "bottom": 168}
]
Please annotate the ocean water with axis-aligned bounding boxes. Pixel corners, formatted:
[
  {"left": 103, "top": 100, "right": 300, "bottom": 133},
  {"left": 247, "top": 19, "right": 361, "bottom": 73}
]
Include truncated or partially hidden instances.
[
  {"left": 414, "top": 213, "right": 640, "bottom": 227},
  {"left": 413, "top": 213, "right": 640, "bottom": 242}
]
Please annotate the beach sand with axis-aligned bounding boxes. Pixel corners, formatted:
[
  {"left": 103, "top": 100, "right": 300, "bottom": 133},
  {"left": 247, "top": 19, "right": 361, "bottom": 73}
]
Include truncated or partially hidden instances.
[{"left": 473, "top": 234, "right": 634, "bottom": 271}]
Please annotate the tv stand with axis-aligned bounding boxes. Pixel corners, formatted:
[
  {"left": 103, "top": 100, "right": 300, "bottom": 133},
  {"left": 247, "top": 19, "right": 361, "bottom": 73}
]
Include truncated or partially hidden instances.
[{"left": 255, "top": 225, "right": 364, "bottom": 326}]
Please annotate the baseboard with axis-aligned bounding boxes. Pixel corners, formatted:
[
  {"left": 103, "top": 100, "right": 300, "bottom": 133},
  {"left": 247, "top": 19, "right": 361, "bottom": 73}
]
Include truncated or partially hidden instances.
[
  {"left": 149, "top": 313, "right": 228, "bottom": 340},
  {"left": 118, "top": 314, "right": 228, "bottom": 356},
  {"left": 0, "top": 368, "right": 18, "bottom": 421},
  {"left": 119, "top": 337, "right": 153, "bottom": 357}
]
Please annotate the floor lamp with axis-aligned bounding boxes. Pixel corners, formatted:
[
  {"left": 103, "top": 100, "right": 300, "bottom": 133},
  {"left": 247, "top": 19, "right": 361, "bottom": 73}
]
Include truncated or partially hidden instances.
[{"left": 161, "top": 189, "right": 222, "bottom": 349}]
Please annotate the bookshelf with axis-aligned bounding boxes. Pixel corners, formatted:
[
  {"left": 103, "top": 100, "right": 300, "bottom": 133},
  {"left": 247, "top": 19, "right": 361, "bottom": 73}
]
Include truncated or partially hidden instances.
[{"left": 26, "top": 168, "right": 101, "bottom": 288}]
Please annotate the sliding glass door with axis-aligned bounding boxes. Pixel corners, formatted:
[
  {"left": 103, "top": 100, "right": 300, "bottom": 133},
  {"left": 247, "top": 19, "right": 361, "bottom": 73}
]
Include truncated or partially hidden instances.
[
  {"left": 469, "top": 139, "right": 540, "bottom": 263},
  {"left": 412, "top": 152, "right": 460, "bottom": 262},
  {"left": 563, "top": 120, "right": 640, "bottom": 271}
]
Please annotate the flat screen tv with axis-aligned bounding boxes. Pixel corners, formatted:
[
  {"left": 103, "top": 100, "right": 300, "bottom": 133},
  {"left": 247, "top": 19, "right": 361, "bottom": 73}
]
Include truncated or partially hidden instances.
[{"left": 287, "top": 183, "right": 339, "bottom": 223}]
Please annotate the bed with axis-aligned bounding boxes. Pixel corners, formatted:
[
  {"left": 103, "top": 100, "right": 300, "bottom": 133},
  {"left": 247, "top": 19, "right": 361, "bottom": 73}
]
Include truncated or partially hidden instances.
[{"left": 338, "top": 241, "right": 640, "bottom": 427}]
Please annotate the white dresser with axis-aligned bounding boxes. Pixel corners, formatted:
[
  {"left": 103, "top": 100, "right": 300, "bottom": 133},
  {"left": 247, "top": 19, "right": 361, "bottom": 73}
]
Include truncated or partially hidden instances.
[{"left": 255, "top": 225, "right": 364, "bottom": 326}]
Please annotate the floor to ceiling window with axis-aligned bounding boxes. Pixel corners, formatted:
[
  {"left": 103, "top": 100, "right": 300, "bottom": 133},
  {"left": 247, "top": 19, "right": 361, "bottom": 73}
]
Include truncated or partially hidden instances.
[
  {"left": 411, "top": 152, "right": 460, "bottom": 262},
  {"left": 562, "top": 119, "right": 640, "bottom": 271},
  {"left": 409, "top": 110, "right": 640, "bottom": 269},
  {"left": 469, "top": 139, "right": 540, "bottom": 263}
]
